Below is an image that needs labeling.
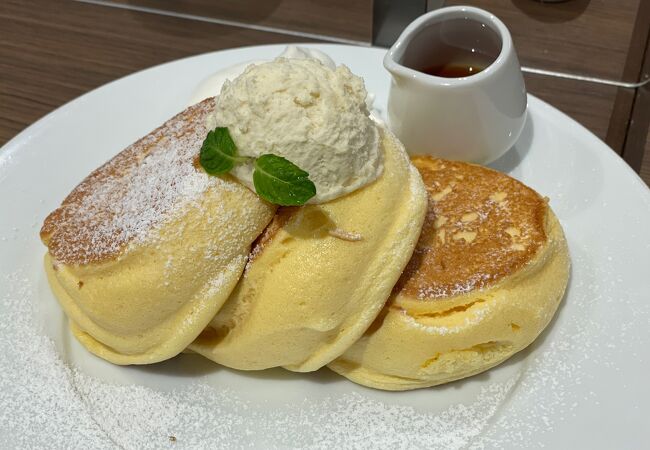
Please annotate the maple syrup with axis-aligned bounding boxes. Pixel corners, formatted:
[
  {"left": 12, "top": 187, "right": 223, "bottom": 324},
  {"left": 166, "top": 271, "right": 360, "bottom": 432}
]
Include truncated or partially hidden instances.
[{"left": 400, "top": 18, "right": 501, "bottom": 79}]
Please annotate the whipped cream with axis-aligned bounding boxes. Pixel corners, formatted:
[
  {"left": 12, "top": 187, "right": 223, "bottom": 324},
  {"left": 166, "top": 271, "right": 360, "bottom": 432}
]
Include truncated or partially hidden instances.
[
  {"left": 188, "top": 46, "right": 335, "bottom": 107},
  {"left": 188, "top": 46, "right": 382, "bottom": 123},
  {"left": 212, "top": 57, "right": 382, "bottom": 203}
]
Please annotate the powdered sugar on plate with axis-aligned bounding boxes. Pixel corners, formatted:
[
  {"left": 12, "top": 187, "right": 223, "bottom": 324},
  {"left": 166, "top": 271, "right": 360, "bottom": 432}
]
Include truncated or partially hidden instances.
[
  {"left": 0, "top": 266, "right": 516, "bottom": 449},
  {"left": 3, "top": 235, "right": 646, "bottom": 450}
]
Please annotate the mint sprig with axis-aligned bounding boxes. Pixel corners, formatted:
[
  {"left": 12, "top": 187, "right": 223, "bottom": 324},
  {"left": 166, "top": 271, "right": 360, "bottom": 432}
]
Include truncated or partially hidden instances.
[
  {"left": 199, "top": 127, "right": 242, "bottom": 174},
  {"left": 199, "top": 127, "right": 316, "bottom": 206},
  {"left": 253, "top": 154, "right": 316, "bottom": 206}
]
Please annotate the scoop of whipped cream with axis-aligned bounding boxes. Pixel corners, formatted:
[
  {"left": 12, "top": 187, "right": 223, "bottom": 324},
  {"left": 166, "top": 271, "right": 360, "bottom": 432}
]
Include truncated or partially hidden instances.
[
  {"left": 211, "top": 57, "right": 382, "bottom": 204},
  {"left": 188, "top": 45, "right": 382, "bottom": 123},
  {"left": 188, "top": 46, "right": 334, "bottom": 106}
]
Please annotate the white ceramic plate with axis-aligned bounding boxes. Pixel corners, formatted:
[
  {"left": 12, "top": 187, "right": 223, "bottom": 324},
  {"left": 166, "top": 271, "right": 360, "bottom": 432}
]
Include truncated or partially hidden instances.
[{"left": 1, "top": 44, "right": 649, "bottom": 449}]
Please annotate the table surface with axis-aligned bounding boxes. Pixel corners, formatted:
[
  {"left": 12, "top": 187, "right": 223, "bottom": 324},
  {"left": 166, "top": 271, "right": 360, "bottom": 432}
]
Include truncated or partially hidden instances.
[{"left": 1, "top": 0, "right": 649, "bottom": 186}]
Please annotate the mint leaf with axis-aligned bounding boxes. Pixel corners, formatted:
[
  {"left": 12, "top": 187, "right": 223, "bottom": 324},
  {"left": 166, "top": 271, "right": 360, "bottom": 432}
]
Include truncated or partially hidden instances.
[
  {"left": 199, "top": 128, "right": 317, "bottom": 205},
  {"left": 253, "top": 154, "right": 316, "bottom": 206},
  {"left": 199, "top": 127, "right": 240, "bottom": 174}
]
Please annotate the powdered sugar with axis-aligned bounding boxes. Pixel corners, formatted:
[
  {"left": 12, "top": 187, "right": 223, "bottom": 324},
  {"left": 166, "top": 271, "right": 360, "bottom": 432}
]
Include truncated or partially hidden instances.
[
  {"left": 1, "top": 266, "right": 517, "bottom": 449},
  {"left": 4, "top": 214, "right": 650, "bottom": 449},
  {"left": 204, "top": 255, "right": 246, "bottom": 298},
  {"left": 41, "top": 99, "right": 229, "bottom": 265},
  {"left": 5, "top": 235, "right": 647, "bottom": 449},
  {"left": 417, "top": 272, "right": 494, "bottom": 300}
]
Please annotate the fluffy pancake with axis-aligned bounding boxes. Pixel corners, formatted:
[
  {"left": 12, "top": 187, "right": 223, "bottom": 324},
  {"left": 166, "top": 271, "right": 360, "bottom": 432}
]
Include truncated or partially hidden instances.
[
  {"left": 328, "top": 156, "right": 570, "bottom": 390},
  {"left": 188, "top": 128, "right": 428, "bottom": 372},
  {"left": 41, "top": 98, "right": 276, "bottom": 365}
]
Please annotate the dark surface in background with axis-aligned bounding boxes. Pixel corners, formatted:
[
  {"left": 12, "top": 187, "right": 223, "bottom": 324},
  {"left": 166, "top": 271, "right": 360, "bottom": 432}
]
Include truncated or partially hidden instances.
[
  {"left": 106, "top": 0, "right": 374, "bottom": 43},
  {"left": 643, "top": 136, "right": 650, "bottom": 184},
  {"left": 445, "top": 0, "right": 645, "bottom": 82},
  {"left": 110, "top": 0, "right": 647, "bottom": 82},
  {"left": 0, "top": 0, "right": 315, "bottom": 144},
  {"left": 0, "top": 0, "right": 648, "bottom": 186}
]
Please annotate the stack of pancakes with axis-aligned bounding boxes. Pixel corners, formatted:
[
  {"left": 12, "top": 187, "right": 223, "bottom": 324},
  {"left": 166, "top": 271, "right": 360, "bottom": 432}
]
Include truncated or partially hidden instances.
[{"left": 41, "top": 99, "right": 569, "bottom": 390}]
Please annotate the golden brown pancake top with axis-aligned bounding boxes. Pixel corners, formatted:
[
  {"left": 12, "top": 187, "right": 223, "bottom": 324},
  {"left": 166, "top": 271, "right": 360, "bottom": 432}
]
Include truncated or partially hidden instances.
[
  {"left": 395, "top": 157, "right": 548, "bottom": 300},
  {"left": 41, "top": 98, "right": 218, "bottom": 265}
]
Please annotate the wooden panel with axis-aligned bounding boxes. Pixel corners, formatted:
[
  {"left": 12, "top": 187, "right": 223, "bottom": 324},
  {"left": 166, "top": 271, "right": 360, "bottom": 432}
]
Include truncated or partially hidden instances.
[
  {"left": 523, "top": 73, "right": 620, "bottom": 150},
  {"left": 620, "top": 0, "right": 650, "bottom": 84},
  {"left": 606, "top": 88, "right": 636, "bottom": 154},
  {"left": 619, "top": 22, "right": 650, "bottom": 185},
  {"left": 444, "top": 0, "right": 642, "bottom": 82},
  {"left": 0, "top": 0, "right": 317, "bottom": 146},
  {"left": 637, "top": 33, "right": 650, "bottom": 187},
  {"left": 106, "top": 0, "right": 374, "bottom": 43},
  {"left": 641, "top": 135, "right": 650, "bottom": 187},
  {"left": 621, "top": 43, "right": 650, "bottom": 176}
]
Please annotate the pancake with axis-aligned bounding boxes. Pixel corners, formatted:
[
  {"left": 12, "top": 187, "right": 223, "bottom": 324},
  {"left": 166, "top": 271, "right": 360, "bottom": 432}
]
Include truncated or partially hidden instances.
[
  {"left": 328, "top": 156, "right": 570, "bottom": 390},
  {"left": 188, "top": 128, "right": 428, "bottom": 372},
  {"left": 41, "top": 98, "right": 276, "bottom": 365}
]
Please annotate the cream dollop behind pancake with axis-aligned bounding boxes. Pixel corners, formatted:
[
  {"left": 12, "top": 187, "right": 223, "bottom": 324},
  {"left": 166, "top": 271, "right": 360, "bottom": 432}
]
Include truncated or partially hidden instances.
[
  {"left": 41, "top": 99, "right": 276, "bottom": 365},
  {"left": 329, "top": 157, "right": 570, "bottom": 390},
  {"left": 189, "top": 128, "right": 427, "bottom": 372}
]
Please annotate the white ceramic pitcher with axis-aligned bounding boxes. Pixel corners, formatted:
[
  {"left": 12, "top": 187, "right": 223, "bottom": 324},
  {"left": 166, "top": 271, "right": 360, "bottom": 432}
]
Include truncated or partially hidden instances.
[{"left": 384, "top": 6, "right": 527, "bottom": 164}]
